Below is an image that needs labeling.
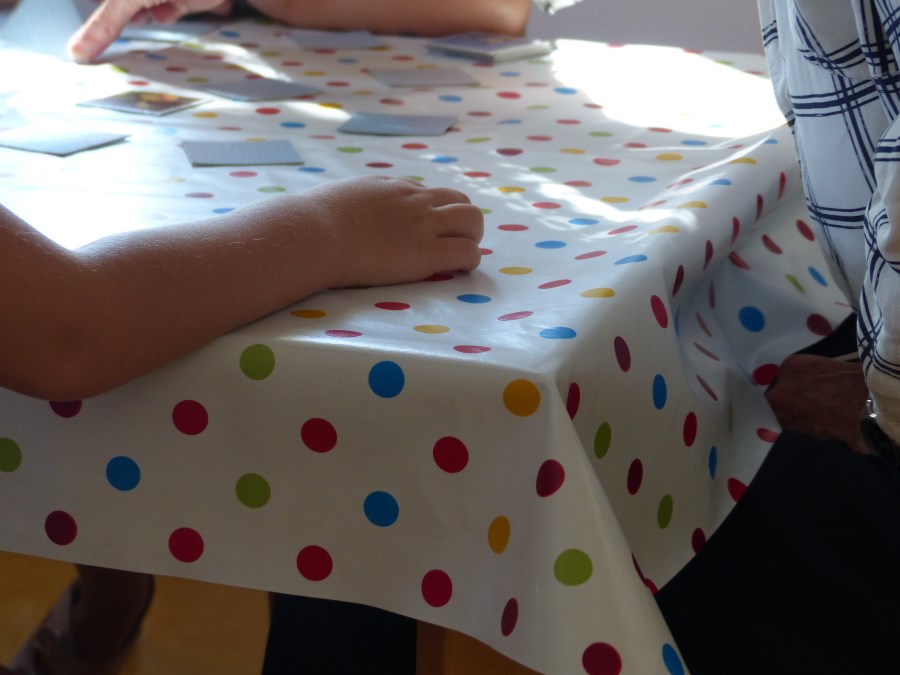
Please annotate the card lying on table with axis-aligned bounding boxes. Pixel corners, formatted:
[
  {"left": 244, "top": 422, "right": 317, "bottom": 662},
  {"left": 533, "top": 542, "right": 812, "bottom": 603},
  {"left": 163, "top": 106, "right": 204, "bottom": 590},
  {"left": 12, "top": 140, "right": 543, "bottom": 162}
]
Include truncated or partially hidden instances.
[
  {"left": 338, "top": 112, "right": 457, "bottom": 136},
  {"left": 195, "top": 78, "right": 322, "bottom": 101},
  {"left": 0, "top": 124, "right": 128, "bottom": 156},
  {"left": 427, "top": 32, "right": 553, "bottom": 62},
  {"left": 78, "top": 91, "right": 206, "bottom": 116},
  {"left": 367, "top": 67, "right": 479, "bottom": 88},
  {"left": 181, "top": 140, "right": 303, "bottom": 167}
]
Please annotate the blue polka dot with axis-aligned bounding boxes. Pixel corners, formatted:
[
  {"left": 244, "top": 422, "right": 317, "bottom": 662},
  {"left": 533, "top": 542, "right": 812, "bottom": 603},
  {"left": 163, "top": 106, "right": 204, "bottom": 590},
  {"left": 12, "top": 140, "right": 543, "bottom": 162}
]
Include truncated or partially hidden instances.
[
  {"left": 498, "top": 119, "right": 522, "bottom": 125},
  {"left": 212, "top": 207, "right": 234, "bottom": 214},
  {"left": 614, "top": 254, "right": 648, "bottom": 265},
  {"left": 710, "top": 178, "right": 732, "bottom": 186},
  {"left": 662, "top": 644, "right": 685, "bottom": 675},
  {"left": 499, "top": 71, "right": 521, "bottom": 77},
  {"left": 106, "top": 456, "right": 141, "bottom": 492},
  {"left": 368, "top": 361, "right": 404, "bottom": 398},
  {"left": 364, "top": 491, "right": 399, "bottom": 527},
  {"left": 299, "top": 166, "right": 326, "bottom": 173},
  {"left": 536, "top": 240, "right": 567, "bottom": 249},
  {"left": 457, "top": 294, "right": 492, "bottom": 304},
  {"left": 554, "top": 87, "right": 578, "bottom": 94},
  {"left": 652, "top": 374, "right": 667, "bottom": 410},
  {"left": 280, "top": 121, "right": 306, "bottom": 129},
  {"left": 219, "top": 30, "right": 240, "bottom": 38},
  {"left": 155, "top": 127, "right": 178, "bottom": 136},
  {"left": 763, "top": 137, "right": 779, "bottom": 144},
  {"left": 808, "top": 266, "right": 828, "bottom": 287},
  {"left": 431, "top": 155, "right": 458, "bottom": 163},
  {"left": 681, "top": 139, "right": 707, "bottom": 146},
  {"left": 145, "top": 52, "right": 167, "bottom": 60},
  {"left": 708, "top": 446, "right": 718, "bottom": 479},
  {"left": 539, "top": 327, "right": 576, "bottom": 339},
  {"left": 738, "top": 306, "right": 765, "bottom": 332},
  {"left": 337, "top": 57, "right": 359, "bottom": 63},
  {"left": 569, "top": 218, "right": 598, "bottom": 226},
  {"left": 628, "top": 176, "right": 657, "bottom": 183},
  {"left": 439, "top": 95, "right": 462, "bottom": 102}
]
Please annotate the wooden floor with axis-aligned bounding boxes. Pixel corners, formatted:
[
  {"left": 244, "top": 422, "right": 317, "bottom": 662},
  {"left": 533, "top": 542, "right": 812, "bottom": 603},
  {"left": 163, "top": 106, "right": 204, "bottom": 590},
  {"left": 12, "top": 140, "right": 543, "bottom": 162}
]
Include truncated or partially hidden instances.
[{"left": 0, "top": 552, "right": 270, "bottom": 675}]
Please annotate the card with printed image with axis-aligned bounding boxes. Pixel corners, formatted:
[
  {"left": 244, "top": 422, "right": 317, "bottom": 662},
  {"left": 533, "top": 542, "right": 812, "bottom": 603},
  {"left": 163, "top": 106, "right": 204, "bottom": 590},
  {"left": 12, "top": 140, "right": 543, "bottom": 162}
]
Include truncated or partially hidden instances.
[
  {"left": 338, "top": 112, "right": 457, "bottom": 136},
  {"left": 77, "top": 91, "right": 205, "bottom": 116},
  {"left": 181, "top": 140, "right": 303, "bottom": 167},
  {"left": 367, "top": 67, "right": 478, "bottom": 88},
  {"left": 0, "top": 123, "right": 128, "bottom": 156},
  {"left": 195, "top": 78, "right": 322, "bottom": 101}
]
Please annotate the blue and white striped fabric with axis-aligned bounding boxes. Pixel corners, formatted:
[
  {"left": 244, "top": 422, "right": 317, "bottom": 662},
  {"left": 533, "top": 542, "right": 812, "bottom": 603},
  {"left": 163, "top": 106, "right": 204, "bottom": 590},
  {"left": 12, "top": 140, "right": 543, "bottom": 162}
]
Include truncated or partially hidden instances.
[{"left": 758, "top": 0, "right": 900, "bottom": 442}]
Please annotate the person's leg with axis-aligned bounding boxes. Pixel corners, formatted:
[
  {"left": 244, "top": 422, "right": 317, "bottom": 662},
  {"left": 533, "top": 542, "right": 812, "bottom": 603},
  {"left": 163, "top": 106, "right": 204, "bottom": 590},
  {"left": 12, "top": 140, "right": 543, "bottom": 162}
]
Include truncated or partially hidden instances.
[{"left": 262, "top": 594, "right": 417, "bottom": 675}]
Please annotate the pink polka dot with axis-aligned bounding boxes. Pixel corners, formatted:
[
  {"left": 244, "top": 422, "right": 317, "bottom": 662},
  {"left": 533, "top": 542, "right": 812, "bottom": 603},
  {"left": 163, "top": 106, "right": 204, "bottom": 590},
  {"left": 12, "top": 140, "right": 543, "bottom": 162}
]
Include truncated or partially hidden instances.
[
  {"left": 691, "top": 528, "right": 707, "bottom": 553},
  {"left": 614, "top": 336, "right": 631, "bottom": 372},
  {"left": 807, "top": 313, "right": 833, "bottom": 336},
  {"left": 301, "top": 418, "right": 337, "bottom": 453},
  {"left": 533, "top": 202, "right": 562, "bottom": 209},
  {"left": 230, "top": 171, "right": 257, "bottom": 178},
  {"left": 683, "top": 412, "right": 698, "bottom": 446},
  {"left": 538, "top": 279, "right": 571, "bottom": 289},
  {"left": 496, "top": 148, "right": 523, "bottom": 156},
  {"left": 45, "top": 511, "right": 77, "bottom": 546},
  {"left": 696, "top": 312, "right": 713, "bottom": 338},
  {"left": 501, "top": 598, "right": 518, "bottom": 636},
  {"left": 375, "top": 302, "right": 410, "bottom": 311},
  {"left": 296, "top": 545, "right": 333, "bottom": 581},
  {"left": 796, "top": 219, "right": 815, "bottom": 241},
  {"left": 50, "top": 400, "right": 82, "bottom": 418},
  {"left": 696, "top": 375, "right": 718, "bottom": 401},
  {"left": 454, "top": 345, "right": 491, "bottom": 354},
  {"left": 465, "top": 171, "right": 491, "bottom": 178},
  {"left": 325, "top": 329, "right": 362, "bottom": 338},
  {"left": 624, "top": 142, "right": 646, "bottom": 149},
  {"left": 172, "top": 400, "right": 208, "bottom": 435},
  {"left": 499, "top": 311, "right": 533, "bottom": 321},
  {"left": 582, "top": 642, "right": 623, "bottom": 675},
  {"left": 422, "top": 569, "right": 453, "bottom": 607},
  {"left": 433, "top": 436, "right": 469, "bottom": 473},
  {"left": 169, "top": 527, "right": 204, "bottom": 563},
  {"left": 402, "top": 143, "right": 428, "bottom": 150},
  {"left": 566, "top": 382, "right": 581, "bottom": 419},
  {"left": 752, "top": 363, "right": 779, "bottom": 386},
  {"left": 608, "top": 225, "right": 637, "bottom": 236},
  {"left": 593, "top": 158, "right": 620, "bottom": 166},
  {"left": 255, "top": 107, "right": 281, "bottom": 115},
  {"left": 576, "top": 250, "right": 606, "bottom": 260},
  {"left": 536, "top": 459, "right": 565, "bottom": 497},
  {"left": 626, "top": 460, "right": 643, "bottom": 495},
  {"left": 185, "top": 192, "right": 214, "bottom": 199},
  {"left": 650, "top": 295, "right": 668, "bottom": 328},
  {"left": 498, "top": 224, "right": 528, "bottom": 232},
  {"left": 728, "top": 251, "right": 750, "bottom": 270},
  {"left": 728, "top": 478, "right": 747, "bottom": 502}
]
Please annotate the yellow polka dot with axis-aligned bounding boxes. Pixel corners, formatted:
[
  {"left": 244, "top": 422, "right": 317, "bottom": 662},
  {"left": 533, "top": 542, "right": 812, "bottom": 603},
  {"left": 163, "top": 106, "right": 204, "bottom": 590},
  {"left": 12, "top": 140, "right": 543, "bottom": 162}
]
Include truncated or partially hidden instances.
[
  {"left": 656, "top": 152, "right": 683, "bottom": 161},
  {"left": 193, "top": 111, "right": 218, "bottom": 119},
  {"left": 304, "top": 70, "right": 326, "bottom": 76},
  {"left": 224, "top": 63, "right": 244, "bottom": 70},
  {"left": 416, "top": 64, "right": 439, "bottom": 69},
  {"left": 581, "top": 288, "right": 615, "bottom": 298},
  {"left": 414, "top": 325, "right": 450, "bottom": 334},
  {"left": 499, "top": 267, "right": 533, "bottom": 275},
  {"left": 352, "top": 90, "right": 376, "bottom": 96},
  {"left": 678, "top": 201, "right": 707, "bottom": 209},
  {"left": 560, "top": 148, "right": 586, "bottom": 154},
  {"left": 498, "top": 186, "right": 526, "bottom": 193},
  {"left": 600, "top": 196, "right": 629, "bottom": 204},
  {"left": 245, "top": 137, "right": 267, "bottom": 142},
  {"left": 488, "top": 516, "right": 511, "bottom": 553},
  {"left": 260, "top": 50, "right": 281, "bottom": 57},
  {"left": 319, "top": 102, "right": 343, "bottom": 109},
  {"left": 503, "top": 379, "right": 541, "bottom": 416},
  {"left": 729, "top": 157, "right": 757, "bottom": 165},
  {"left": 291, "top": 309, "right": 326, "bottom": 319},
  {"left": 649, "top": 225, "right": 680, "bottom": 234}
]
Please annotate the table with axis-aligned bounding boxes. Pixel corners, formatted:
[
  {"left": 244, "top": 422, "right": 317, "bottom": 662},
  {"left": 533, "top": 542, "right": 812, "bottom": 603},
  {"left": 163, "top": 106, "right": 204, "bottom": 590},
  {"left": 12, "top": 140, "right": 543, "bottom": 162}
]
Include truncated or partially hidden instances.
[{"left": 0, "top": 20, "right": 849, "bottom": 674}]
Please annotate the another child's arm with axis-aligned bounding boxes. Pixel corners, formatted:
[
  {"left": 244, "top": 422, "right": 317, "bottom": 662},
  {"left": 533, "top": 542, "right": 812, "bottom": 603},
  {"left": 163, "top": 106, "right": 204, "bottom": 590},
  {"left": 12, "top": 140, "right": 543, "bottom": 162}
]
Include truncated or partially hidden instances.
[{"left": 0, "top": 175, "right": 483, "bottom": 400}]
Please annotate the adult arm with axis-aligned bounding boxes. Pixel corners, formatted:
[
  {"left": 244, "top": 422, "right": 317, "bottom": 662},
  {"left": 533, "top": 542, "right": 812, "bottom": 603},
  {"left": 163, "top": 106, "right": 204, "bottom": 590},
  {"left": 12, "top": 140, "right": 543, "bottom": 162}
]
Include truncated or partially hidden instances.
[{"left": 0, "top": 175, "right": 483, "bottom": 400}]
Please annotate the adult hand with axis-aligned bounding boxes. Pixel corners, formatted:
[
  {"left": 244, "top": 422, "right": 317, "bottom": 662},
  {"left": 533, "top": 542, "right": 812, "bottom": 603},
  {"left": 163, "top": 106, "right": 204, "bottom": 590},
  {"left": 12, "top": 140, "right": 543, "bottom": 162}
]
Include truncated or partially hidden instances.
[{"left": 69, "top": 0, "right": 232, "bottom": 62}]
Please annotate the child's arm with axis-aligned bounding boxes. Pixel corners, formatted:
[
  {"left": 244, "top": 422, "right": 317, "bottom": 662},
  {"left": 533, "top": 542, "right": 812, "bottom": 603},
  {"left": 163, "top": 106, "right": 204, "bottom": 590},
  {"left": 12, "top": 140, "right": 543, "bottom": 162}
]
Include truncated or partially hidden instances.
[{"left": 0, "top": 175, "right": 483, "bottom": 401}]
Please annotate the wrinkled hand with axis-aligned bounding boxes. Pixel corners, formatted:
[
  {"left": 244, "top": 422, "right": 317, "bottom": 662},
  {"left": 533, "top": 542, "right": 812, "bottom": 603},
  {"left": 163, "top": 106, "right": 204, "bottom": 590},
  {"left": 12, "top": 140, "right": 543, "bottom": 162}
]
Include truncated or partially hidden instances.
[
  {"left": 69, "top": 0, "right": 231, "bottom": 61},
  {"left": 764, "top": 354, "right": 869, "bottom": 454}
]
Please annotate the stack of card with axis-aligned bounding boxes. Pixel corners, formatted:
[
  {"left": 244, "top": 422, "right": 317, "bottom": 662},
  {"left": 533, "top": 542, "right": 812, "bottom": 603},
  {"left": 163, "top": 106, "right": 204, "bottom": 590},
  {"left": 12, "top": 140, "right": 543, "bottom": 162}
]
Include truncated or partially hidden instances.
[{"left": 427, "top": 32, "right": 553, "bottom": 62}]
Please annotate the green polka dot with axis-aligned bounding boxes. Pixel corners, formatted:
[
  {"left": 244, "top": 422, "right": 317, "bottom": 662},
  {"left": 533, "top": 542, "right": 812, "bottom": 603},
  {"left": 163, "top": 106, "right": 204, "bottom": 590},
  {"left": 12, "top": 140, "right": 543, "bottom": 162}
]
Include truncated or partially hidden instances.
[
  {"left": 526, "top": 105, "right": 550, "bottom": 110},
  {"left": 108, "top": 64, "right": 128, "bottom": 74},
  {"left": 554, "top": 548, "right": 593, "bottom": 585},
  {"left": 530, "top": 167, "right": 556, "bottom": 173},
  {"left": 785, "top": 274, "right": 804, "bottom": 293},
  {"left": 657, "top": 495, "right": 674, "bottom": 528},
  {"left": 405, "top": 175, "right": 425, "bottom": 182},
  {"left": 258, "top": 186, "right": 286, "bottom": 193},
  {"left": 589, "top": 131, "right": 613, "bottom": 138},
  {"left": 186, "top": 77, "right": 210, "bottom": 84},
  {"left": 183, "top": 42, "right": 203, "bottom": 50},
  {"left": 466, "top": 137, "right": 491, "bottom": 143},
  {"left": 236, "top": 473, "right": 271, "bottom": 508},
  {"left": 593, "top": 423, "right": 611, "bottom": 458},
  {"left": 337, "top": 147, "right": 364, "bottom": 153},
  {"left": 240, "top": 344, "right": 275, "bottom": 380},
  {"left": 480, "top": 208, "right": 492, "bottom": 215},
  {"left": 0, "top": 438, "right": 21, "bottom": 473}
]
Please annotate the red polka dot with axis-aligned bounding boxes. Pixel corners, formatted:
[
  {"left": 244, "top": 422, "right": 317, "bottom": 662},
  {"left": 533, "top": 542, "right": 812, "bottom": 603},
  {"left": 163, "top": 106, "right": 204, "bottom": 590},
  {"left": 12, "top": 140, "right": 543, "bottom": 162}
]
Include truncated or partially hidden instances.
[
  {"left": 609, "top": 225, "right": 638, "bottom": 236},
  {"left": 422, "top": 569, "right": 453, "bottom": 607},
  {"left": 128, "top": 79, "right": 150, "bottom": 86},
  {"left": 327, "top": 81, "right": 349, "bottom": 87},
  {"left": 807, "top": 313, "right": 833, "bottom": 336},
  {"left": 696, "top": 375, "right": 718, "bottom": 401},
  {"left": 366, "top": 162, "right": 393, "bottom": 168},
  {"left": 556, "top": 119, "right": 580, "bottom": 125},
  {"left": 565, "top": 180, "right": 591, "bottom": 187},
  {"left": 593, "top": 158, "right": 620, "bottom": 166},
  {"left": 575, "top": 250, "right": 606, "bottom": 260},
  {"left": 762, "top": 235, "right": 782, "bottom": 254},
  {"left": 692, "top": 528, "right": 707, "bottom": 553},
  {"left": 533, "top": 201, "right": 562, "bottom": 210},
  {"left": 757, "top": 427, "right": 780, "bottom": 443},
  {"left": 301, "top": 418, "right": 337, "bottom": 453},
  {"left": 402, "top": 143, "right": 428, "bottom": 150},
  {"left": 536, "top": 459, "right": 565, "bottom": 497},
  {"left": 496, "top": 148, "right": 523, "bottom": 156},
  {"left": 454, "top": 345, "right": 491, "bottom": 354},
  {"left": 731, "top": 217, "right": 741, "bottom": 244},
  {"left": 752, "top": 363, "right": 779, "bottom": 386},
  {"left": 624, "top": 142, "right": 646, "bottom": 149},
  {"left": 296, "top": 545, "right": 333, "bottom": 581},
  {"left": 566, "top": 382, "right": 581, "bottom": 419},
  {"left": 527, "top": 135, "right": 552, "bottom": 141},
  {"left": 796, "top": 219, "right": 815, "bottom": 241},
  {"left": 255, "top": 107, "right": 281, "bottom": 115},
  {"left": 696, "top": 312, "right": 713, "bottom": 338},
  {"left": 683, "top": 412, "right": 698, "bottom": 446},
  {"left": 230, "top": 170, "right": 257, "bottom": 178},
  {"left": 433, "top": 436, "right": 469, "bottom": 473},
  {"left": 650, "top": 295, "right": 668, "bottom": 328},
  {"left": 501, "top": 598, "right": 518, "bottom": 636},
  {"left": 728, "top": 478, "right": 748, "bottom": 502},
  {"left": 375, "top": 302, "right": 410, "bottom": 311},
  {"left": 538, "top": 279, "right": 571, "bottom": 289},
  {"left": 778, "top": 171, "right": 787, "bottom": 198},
  {"left": 672, "top": 265, "right": 685, "bottom": 296},
  {"left": 45, "top": 511, "right": 77, "bottom": 545},
  {"left": 582, "top": 642, "right": 623, "bottom": 675},
  {"left": 626, "top": 459, "right": 643, "bottom": 495},
  {"left": 498, "top": 224, "right": 528, "bottom": 232},
  {"left": 467, "top": 111, "right": 492, "bottom": 117},
  {"left": 756, "top": 194, "right": 764, "bottom": 221},
  {"left": 50, "top": 400, "right": 82, "bottom": 418},
  {"left": 379, "top": 98, "right": 404, "bottom": 105},
  {"left": 614, "top": 336, "right": 631, "bottom": 372},
  {"left": 172, "top": 400, "right": 208, "bottom": 435},
  {"left": 325, "top": 329, "right": 362, "bottom": 338},
  {"left": 497, "top": 91, "right": 520, "bottom": 99},
  {"left": 708, "top": 282, "right": 717, "bottom": 309},
  {"left": 169, "top": 527, "right": 204, "bottom": 563},
  {"left": 728, "top": 251, "right": 750, "bottom": 270},
  {"left": 703, "top": 240, "right": 714, "bottom": 270},
  {"left": 166, "top": 66, "right": 188, "bottom": 72},
  {"left": 498, "top": 311, "right": 533, "bottom": 321},
  {"left": 464, "top": 171, "right": 491, "bottom": 178}
]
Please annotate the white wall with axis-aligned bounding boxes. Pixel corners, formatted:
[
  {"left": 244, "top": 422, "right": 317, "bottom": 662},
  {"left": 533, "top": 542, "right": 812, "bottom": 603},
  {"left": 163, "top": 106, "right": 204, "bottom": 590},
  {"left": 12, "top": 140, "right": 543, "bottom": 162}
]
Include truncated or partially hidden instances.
[{"left": 527, "top": 0, "right": 764, "bottom": 54}]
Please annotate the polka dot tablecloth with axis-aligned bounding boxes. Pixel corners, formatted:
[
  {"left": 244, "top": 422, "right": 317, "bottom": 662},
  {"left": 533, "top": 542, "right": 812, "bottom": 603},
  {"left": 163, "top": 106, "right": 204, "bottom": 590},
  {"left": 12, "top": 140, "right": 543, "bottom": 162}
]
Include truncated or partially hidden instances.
[{"left": 0, "top": 22, "right": 850, "bottom": 675}]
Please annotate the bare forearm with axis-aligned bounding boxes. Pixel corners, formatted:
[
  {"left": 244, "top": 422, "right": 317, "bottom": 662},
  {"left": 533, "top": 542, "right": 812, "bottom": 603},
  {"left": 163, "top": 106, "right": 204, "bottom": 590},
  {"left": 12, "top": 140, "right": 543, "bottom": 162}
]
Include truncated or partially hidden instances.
[{"left": 248, "top": 0, "right": 532, "bottom": 36}]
